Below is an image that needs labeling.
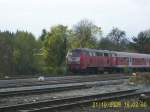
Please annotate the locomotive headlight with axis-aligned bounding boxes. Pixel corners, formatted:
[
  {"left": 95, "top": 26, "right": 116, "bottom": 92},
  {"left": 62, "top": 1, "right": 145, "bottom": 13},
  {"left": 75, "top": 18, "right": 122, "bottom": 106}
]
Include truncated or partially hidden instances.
[
  {"left": 74, "top": 57, "right": 80, "bottom": 64},
  {"left": 67, "top": 57, "right": 72, "bottom": 61}
]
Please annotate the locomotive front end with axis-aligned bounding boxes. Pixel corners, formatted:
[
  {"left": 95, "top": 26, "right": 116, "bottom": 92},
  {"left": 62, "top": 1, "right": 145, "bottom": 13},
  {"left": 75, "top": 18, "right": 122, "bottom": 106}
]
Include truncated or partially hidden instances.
[{"left": 66, "top": 49, "right": 82, "bottom": 72}]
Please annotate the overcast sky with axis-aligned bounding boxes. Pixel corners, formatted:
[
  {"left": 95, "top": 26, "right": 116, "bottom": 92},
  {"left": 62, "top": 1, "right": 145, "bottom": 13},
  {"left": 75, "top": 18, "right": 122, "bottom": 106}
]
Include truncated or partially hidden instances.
[{"left": 0, "top": 0, "right": 150, "bottom": 38}]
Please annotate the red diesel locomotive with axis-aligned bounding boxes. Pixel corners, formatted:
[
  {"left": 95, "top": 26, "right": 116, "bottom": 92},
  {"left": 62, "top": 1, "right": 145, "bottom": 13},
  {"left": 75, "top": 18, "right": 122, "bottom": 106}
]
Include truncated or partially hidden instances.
[{"left": 66, "top": 48, "right": 150, "bottom": 73}]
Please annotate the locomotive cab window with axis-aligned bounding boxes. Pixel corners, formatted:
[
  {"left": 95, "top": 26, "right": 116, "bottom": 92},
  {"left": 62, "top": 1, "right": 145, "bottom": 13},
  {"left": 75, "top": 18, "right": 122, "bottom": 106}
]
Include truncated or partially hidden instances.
[
  {"left": 104, "top": 53, "right": 109, "bottom": 56},
  {"left": 96, "top": 52, "right": 99, "bottom": 56},
  {"left": 85, "top": 51, "right": 90, "bottom": 56},
  {"left": 96, "top": 52, "right": 102, "bottom": 56},
  {"left": 99, "top": 52, "right": 103, "bottom": 56},
  {"left": 81, "top": 51, "right": 87, "bottom": 56}
]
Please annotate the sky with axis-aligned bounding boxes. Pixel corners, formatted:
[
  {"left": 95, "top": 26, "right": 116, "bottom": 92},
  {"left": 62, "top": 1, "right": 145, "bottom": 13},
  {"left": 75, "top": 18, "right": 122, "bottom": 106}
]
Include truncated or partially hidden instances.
[{"left": 0, "top": 0, "right": 150, "bottom": 38}]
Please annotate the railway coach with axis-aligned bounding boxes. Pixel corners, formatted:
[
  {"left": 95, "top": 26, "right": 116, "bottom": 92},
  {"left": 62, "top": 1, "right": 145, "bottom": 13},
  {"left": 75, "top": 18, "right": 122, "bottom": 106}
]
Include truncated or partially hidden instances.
[{"left": 66, "top": 48, "right": 150, "bottom": 73}]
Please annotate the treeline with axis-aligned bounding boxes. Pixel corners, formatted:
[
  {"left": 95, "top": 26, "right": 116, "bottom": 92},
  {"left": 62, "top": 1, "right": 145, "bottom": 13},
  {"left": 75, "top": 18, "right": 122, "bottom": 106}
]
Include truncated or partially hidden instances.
[{"left": 0, "top": 19, "right": 150, "bottom": 75}]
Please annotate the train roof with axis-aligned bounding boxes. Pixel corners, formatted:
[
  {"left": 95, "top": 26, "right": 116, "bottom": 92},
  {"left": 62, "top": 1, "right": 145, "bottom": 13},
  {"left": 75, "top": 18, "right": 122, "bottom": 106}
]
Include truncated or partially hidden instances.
[
  {"left": 73, "top": 48, "right": 150, "bottom": 58},
  {"left": 114, "top": 51, "right": 150, "bottom": 58},
  {"left": 74, "top": 48, "right": 109, "bottom": 53}
]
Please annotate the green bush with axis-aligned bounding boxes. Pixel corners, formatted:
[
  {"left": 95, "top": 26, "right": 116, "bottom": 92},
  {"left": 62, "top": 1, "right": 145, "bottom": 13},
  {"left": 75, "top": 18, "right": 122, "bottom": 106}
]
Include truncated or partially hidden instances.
[{"left": 43, "top": 65, "right": 68, "bottom": 75}]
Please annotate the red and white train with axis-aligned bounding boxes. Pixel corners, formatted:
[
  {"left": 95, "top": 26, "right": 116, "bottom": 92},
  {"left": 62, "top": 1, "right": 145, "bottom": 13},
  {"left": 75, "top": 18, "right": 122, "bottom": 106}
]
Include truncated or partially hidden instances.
[{"left": 66, "top": 48, "right": 150, "bottom": 73}]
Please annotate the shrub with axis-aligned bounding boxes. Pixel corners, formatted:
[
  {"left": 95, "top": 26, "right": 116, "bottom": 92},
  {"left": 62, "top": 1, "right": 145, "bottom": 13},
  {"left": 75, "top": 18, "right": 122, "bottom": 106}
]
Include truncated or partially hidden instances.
[{"left": 43, "top": 65, "right": 68, "bottom": 75}]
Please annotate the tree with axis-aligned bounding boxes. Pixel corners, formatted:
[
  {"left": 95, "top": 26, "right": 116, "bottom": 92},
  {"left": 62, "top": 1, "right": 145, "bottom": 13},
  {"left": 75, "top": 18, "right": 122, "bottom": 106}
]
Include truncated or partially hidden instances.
[
  {"left": 72, "top": 19, "right": 102, "bottom": 48},
  {"left": 132, "top": 30, "right": 150, "bottom": 53},
  {"left": 43, "top": 25, "right": 69, "bottom": 73},
  {"left": 98, "top": 27, "right": 129, "bottom": 51},
  {"left": 13, "top": 31, "right": 39, "bottom": 74},
  {"left": 98, "top": 37, "right": 118, "bottom": 50},
  {"left": 0, "top": 31, "right": 14, "bottom": 75},
  {"left": 107, "top": 27, "right": 126, "bottom": 44},
  {"left": 39, "top": 29, "right": 47, "bottom": 41}
]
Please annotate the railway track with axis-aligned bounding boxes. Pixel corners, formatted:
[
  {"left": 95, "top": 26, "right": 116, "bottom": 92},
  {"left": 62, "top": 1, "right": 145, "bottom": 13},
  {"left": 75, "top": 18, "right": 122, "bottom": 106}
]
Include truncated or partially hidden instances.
[
  {"left": 1, "top": 89, "right": 148, "bottom": 112},
  {"left": 0, "top": 74, "right": 129, "bottom": 88},
  {"left": 0, "top": 79, "right": 126, "bottom": 97},
  {"left": 0, "top": 74, "right": 134, "bottom": 112}
]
